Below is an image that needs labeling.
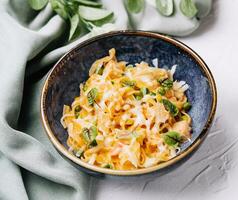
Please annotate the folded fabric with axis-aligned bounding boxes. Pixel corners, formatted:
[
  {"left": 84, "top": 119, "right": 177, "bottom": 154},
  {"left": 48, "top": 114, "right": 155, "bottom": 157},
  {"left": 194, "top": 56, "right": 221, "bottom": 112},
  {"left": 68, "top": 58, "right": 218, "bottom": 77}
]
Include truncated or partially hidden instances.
[{"left": 0, "top": 0, "right": 212, "bottom": 199}]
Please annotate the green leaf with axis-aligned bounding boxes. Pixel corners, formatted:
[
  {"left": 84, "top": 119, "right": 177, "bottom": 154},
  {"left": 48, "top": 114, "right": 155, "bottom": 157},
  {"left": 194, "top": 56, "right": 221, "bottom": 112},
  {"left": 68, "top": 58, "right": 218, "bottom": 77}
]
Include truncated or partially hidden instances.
[
  {"left": 125, "top": 0, "right": 145, "bottom": 14},
  {"left": 162, "top": 99, "right": 179, "bottom": 116},
  {"left": 69, "top": 14, "right": 80, "bottom": 41},
  {"left": 163, "top": 131, "right": 181, "bottom": 146},
  {"left": 79, "top": 6, "right": 114, "bottom": 27},
  {"left": 74, "top": 0, "right": 102, "bottom": 8},
  {"left": 92, "top": 14, "right": 114, "bottom": 27},
  {"left": 79, "top": 6, "right": 113, "bottom": 21},
  {"left": 67, "top": 0, "right": 79, "bottom": 14},
  {"left": 28, "top": 0, "right": 48, "bottom": 10},
  {"left": 156, "top": 0, "right": 174, "bottom": 16},
  {"left": 87, "top": 88, "right": 98, "bottom": 105},
  {"left": 50, "top": 0, "right": 68, "bottom": 19},
  {"left": 179, "top": 0, "right": 198, "bottom": 18}
]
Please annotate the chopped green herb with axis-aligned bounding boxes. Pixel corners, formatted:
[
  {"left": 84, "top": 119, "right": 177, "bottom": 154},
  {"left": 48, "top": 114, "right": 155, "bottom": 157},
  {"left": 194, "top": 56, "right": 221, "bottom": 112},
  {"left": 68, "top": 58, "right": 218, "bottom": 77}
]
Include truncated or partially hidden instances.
[
  {"left": 150, "top": 92, "right": 156, "bottom": 96},
  {"left": 89, "top": 139, "right": 97, "bottom": 147},
  {"left": 92, "top": 120, "right": 97, "bottom": 126},
  {"left": 89, "top": 126, "right": 98, "bottom": 141},
  {"left": 87, "top": 88, "right": 98, "bottom": 105},
  {"left": 134, "top": 93, "right": 143, "bottom": 100},
  {"left": 181, "top": 115, "right": 189, "bottom": 121},
  {"left": 134, "top": 87, "right": 149, "bottom": 100},
  {"left": 140, "top": 87, "right": 149, "bottom": 96},
  {"left": 183, "top": 102, "right": 191, "bottom": 111},
  {"left": 163, "top": 131, "right": 181, "bottom": 147},
  {"left": 162, "top": 99, "right": 179, "bottom": 116},
  {"left": 157, "top": 77, "right": 167, "bottom": 84},
  {"left": 74, "top": 105, "right": 81, "bottom": 118},
  {"left": 75, "top": 105, "right": 81, "bottom": 112},
  {"left": 161, "top": 79, "right": 173, "bottom": 90},
  {"left": 83, "top": 84, "right": 88, "bottom": 92},
  {"left": 82, "top": 126, "right": 98, "bottom": 144},
  {"left": 121, "top": 80, "right": 135, "bottom": 87},
  {"left": 96, "top": 66, "right": 104, "bottom": 75},
  {"left": 126, "top": 64, "right": 134, "bottom": 68},
  {"left": 75, "top": 149, "right": 84, "bottom": 158},
  {"left": 157, "top": 87, "right": 166, "bottom": 96},
  {"left": 103, "top": 164, "right": 113, "bottom": 169},
  {"left": 125, "top": 119, "right": 134, "bottom": 125},
  {"left": 111, "top": 81, "right": 115, "bottom": 85},
  {"left": 82, "top": 128, "right": 91, "bottom": 142}
]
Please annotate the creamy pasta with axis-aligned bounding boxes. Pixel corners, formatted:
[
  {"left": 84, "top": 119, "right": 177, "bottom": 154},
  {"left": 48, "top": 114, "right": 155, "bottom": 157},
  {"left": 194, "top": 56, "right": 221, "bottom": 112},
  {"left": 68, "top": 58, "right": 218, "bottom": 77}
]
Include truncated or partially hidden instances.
[{"left": 61, "top": 48, "right": 192, "bottom": 170}]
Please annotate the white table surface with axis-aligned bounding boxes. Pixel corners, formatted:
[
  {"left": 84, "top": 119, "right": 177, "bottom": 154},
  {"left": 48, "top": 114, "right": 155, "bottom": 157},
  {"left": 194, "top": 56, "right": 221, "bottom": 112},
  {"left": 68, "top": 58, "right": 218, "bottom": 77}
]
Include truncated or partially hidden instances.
[{"left": 92, "top": 1, "right": 238, "bottom": 199}]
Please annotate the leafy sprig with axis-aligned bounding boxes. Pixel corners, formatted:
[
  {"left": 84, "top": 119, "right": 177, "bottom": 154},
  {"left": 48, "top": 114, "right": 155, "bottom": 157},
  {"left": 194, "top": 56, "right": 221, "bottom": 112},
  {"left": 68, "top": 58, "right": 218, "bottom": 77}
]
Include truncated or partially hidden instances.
[{"left": 28, "top": 0, "right": 114, "bottom": 40}]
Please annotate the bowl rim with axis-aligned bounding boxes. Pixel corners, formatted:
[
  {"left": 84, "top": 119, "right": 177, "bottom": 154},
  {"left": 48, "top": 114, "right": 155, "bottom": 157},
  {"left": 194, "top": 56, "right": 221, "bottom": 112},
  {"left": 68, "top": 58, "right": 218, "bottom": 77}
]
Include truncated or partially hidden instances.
[{"left": 40, "top": 30, "right": 217, "bottom": 176}]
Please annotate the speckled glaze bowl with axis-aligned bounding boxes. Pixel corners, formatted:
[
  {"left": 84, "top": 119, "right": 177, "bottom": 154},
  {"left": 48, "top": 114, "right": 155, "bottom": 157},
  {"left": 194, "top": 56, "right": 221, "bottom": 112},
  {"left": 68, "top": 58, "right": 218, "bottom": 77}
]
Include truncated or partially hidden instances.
[{"left": 41, "top": 31, "right": 217, "bottom": 177}]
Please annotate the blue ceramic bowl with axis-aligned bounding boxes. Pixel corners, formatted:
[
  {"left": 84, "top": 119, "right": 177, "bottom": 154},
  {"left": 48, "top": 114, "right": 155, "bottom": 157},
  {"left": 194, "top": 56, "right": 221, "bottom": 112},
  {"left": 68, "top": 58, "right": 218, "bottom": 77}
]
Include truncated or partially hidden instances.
[{"left": 41, "top": 31, "right": 217, "bottom": 177}]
